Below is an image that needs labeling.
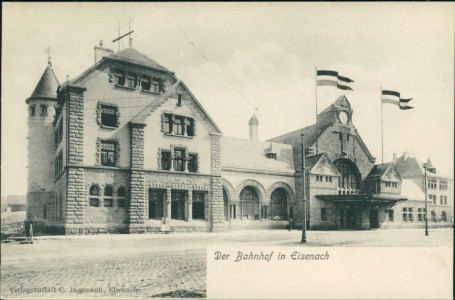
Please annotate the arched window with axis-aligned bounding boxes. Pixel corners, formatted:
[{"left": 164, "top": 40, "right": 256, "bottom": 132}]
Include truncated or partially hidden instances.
[
  {"left": 89, "top": 185, "right": 100, "bottom": 207},
  {"left": 104, "top": 186, "right": 113, "bottom": 207},
  {"left": 270, "top": 188, "right": 288, "bottom": 220},
  {"left": 240, "top": 187, "right": 259, "bottom": 220},
  {"left": 334, "top": 159, "right": 361, "bottom": 192},
  {"left": 117, "top": 187, "right": 127, "bottom": 208},
  {"left": 441, "top": 211, "right": 447, "bottom": 222}
]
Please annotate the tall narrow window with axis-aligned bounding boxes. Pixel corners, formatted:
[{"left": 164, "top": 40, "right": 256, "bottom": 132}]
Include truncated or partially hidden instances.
[
  {"left": 101, "top": 141, "right": 116, "bottom": 166},
  {"left": 40, "top": 105, "right": 48, "bottom": 116},
  {"left": 117, "top": 187, "right": 127, "bottom": 208},
  {"left": 161, "top": 150, "right": 171, "bottom": 171},
  {"left": 115, "top": 70, "right": 125, "bottom": 86},
  {"left": 126, "top": 73, "right": 137, "bottom": 88},
  {"left": 188, "top": 154, "right": 198, "bottom": 173},
  {"left": 174, "top": 149, "right": 185, "bottom": 171},
  {"left": 186, "top": 118, "right": 195, "bottom": 137},
  {"left": 30, "top": 105, "right": 36, "bottom": 116},
  {"left": 174, "top": 117, "right": 184, "bottom": 135},
  {"left": 104, "top": 186, "right": 113, "bottom": 207},
  {"left": 177, "top": 93, "right": 183, "bottom": 106},
  {"left": 164, "top": 114, "right": 172, "bottom": 134},
  {"left": 192, "top": 192, "right": 205, "bottom": 220},
  {"left": 149, "top": 189, "right": 165, "bottom": 219},
  {"left": 171, "top": 190, "right": 186, "bottom": 220},
  {"left": 152, "top": 78, "right": 161, "bottom": 93},
  {"left": 90, "top": 185, "right": 100, "bottom": 207},
  {"left": 417, "top": 208, "right": 425, "bottom": 222}
]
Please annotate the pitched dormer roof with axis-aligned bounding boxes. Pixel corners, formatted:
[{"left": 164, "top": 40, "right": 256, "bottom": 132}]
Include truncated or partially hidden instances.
[
  {"left": 365, "top": 163, "right": 402, "bottom": 182},
  {"left": 27, "top": 65, "right": 60, "bottom": 102}
]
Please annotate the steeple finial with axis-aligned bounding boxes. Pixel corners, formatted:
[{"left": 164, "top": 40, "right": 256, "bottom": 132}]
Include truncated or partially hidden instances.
[{"left": 45, "top": 46, "right": 52, "bottom": 67}]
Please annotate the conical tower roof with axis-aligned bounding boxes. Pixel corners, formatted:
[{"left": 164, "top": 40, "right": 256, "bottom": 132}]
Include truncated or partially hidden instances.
[{"left": 27, "top": 65, "right": 60, "bottom": 102}]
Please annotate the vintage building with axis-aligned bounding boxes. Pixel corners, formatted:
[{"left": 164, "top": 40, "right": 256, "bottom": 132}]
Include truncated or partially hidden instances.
[
  {"left": 26, "top": 44, "right": 453, "bottom": 234},
  {"left": 381, "top": 153, "right": 453, "bottom": 228}
]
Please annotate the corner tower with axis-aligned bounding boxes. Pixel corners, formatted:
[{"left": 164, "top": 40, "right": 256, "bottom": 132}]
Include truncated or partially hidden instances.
[{"left": 26, "top": 61, "right": 60, "bottom": 223}]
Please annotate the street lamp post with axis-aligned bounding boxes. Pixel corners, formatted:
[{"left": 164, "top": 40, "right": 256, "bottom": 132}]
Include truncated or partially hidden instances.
[
  {"left": 301, "top": 130, "right": 307, "bottom": 243},
  {"left": 423, "top": 163, "right": 436, "bottom": 236}
]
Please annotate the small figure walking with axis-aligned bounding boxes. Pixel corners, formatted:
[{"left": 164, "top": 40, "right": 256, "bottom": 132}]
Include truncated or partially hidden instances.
[
  {"left": 288, "top": 217, "right": 293, "bottom": 231},
  {"left": 25, "top": 220, "right": 33, "bottom": 243}
]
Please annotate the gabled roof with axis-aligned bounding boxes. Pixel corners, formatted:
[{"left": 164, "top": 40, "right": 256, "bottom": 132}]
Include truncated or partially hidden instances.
[
  {"left": 305, "top": 153, "right": 325, "bottom": 170},
  {"left": 130, "top": 80, "right": 222, "bottom": 134},
  {"left": 305, "top": 152, "right": 340, "bottom": 176},
  {"left": 394, "top": 155, "right": 425, "bottom": 177},
  {"left": 394, "top": 154, "right": 451, "bottom": 179},
  {"left": 268, "top": 96, "right": 375, "bottom": 162},
  {"left": 27, "top": 65, "right": 60, "bottom": 102},
  {"left": 221, "top": 137, "right": 294, "bottom": 174},
  {"left": 366, "top": 163, "right": 391, "bottom": 179},
  {"left": 106, "top": 47, "right": 171, "bottom": 73}
]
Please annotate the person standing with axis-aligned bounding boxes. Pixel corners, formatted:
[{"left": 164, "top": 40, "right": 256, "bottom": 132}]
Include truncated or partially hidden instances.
[{"left": 25, "top": 220, "right": 33, "bottom": 243}]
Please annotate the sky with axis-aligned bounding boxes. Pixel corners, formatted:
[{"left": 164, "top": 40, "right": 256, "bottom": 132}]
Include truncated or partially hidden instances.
[{"left": 2, "top": 3, "right": 454, "bottom": 197}]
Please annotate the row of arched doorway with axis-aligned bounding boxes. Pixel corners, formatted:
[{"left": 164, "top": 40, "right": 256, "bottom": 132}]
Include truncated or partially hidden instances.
[{"left": 222, "top": 184, "right": 294, "bottom": 221}]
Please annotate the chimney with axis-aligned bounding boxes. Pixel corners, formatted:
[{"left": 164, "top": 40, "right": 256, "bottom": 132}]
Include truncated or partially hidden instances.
[
  {"left": 94, "top": 40, "right": 114, "bottom": 64},
  {"left": 249, "top": 114, "right": 259, "bottom": 141},
  {"left": 393, "top": 153, "right": 397, "bottom": 165}
]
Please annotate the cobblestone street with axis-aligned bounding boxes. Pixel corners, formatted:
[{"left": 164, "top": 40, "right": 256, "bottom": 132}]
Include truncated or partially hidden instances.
[{"left": 1, "top": 228, "right": 453, "bottom": 299}]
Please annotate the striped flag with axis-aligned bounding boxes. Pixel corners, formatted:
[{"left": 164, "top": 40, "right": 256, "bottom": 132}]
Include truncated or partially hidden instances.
[
  {"left": 382, "top": 90, "right": 413, "bottom": 110},
  {"left": 317, "top": 70, "right": 354, "bottom": 91}
]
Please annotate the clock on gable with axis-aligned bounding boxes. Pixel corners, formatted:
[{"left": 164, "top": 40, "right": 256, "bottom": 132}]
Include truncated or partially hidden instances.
[{"left": 338, "top": 111, "right": 349, "bottom": 124}]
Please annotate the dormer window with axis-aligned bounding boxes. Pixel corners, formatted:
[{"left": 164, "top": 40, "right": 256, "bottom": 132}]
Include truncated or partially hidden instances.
[
  {"left": 265, "top": 143, "right": 277, "bottom": 159},
  {"left": 141, "top": 76, "right": 151, "bottom": 91},
  {"left": 114, "top": 70, "right": 125, "bottom": 86},
  {"left": 152, "top": 77, "right": 161, "bottom": 93},
  {"left": 126, "top": 73, "right": 137, "bottom": 88}
]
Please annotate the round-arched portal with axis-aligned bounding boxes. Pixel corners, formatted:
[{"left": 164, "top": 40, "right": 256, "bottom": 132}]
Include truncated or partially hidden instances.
[
  {"left": 270, "top": 188, "right": 288, "bottom": 220},
  {"left": 333, "top": 159, "right": 362, "bottom": 194},
  {"left": 240, "top": 186, "right": 259, "bottom": 220}
]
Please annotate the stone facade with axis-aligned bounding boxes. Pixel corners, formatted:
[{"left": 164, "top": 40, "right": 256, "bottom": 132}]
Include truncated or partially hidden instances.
[{"left": 26, "top": 47, "right": 453, "bottom": 235}]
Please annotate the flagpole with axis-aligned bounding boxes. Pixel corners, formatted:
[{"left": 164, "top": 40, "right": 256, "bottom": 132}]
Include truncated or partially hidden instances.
[
  {"left": 381, "top": 87, "right": 384, "bottom": 163},
  {"left": 315, "top": 66, "right": 318, "bottom": 154}
]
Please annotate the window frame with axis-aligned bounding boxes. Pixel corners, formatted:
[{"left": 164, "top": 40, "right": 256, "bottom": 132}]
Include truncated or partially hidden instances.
[
  {"left": 100, "top": 140, "right": 117, "bottom": 167},
  {"left": 188, "top": 153, "right": 198, "bottom": 173},
  {"left": 117, "top": 187, "right": 127, "bottom": 208},
  {"left": 89, "top": 185, "right": 100, "bottom": 207},
  {"left": 40, "top": 104, "right": 48, "bottom": 116},
  {"left": 173, "top": 148, "right": 185, "bottom": 172}
]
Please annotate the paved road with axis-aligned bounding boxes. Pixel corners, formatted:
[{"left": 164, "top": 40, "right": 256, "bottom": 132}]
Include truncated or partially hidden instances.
[{"left": 1, "top": 228, "right": 453, "bottom": 299}]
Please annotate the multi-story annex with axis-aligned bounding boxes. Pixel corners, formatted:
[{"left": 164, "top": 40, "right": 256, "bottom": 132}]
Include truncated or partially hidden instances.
[{"left": 26, "top": 44, "right": 453, "bottom": 234}]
